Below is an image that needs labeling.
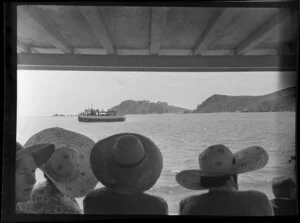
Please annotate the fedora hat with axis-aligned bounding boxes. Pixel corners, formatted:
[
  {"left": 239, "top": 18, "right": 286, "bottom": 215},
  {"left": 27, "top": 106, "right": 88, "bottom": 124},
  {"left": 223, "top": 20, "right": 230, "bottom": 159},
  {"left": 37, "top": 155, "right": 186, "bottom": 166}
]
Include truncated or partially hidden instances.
[
  {"left": 24, "top": 127, "right": 98, "bottom": 198},
  {"left": 16, "top": 142, "right": 55, "bottom": 167},
  {"left": 176, "top": 144, "right": 269, "bottom": 190},
  {"left": 90, "top": 133, "right": 163, "bottom": 194}
]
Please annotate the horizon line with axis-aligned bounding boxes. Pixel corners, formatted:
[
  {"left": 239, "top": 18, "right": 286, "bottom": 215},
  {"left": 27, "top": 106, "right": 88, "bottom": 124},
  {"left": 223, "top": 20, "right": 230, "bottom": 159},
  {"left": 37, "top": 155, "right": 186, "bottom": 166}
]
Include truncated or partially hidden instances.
[{"left": 17, "top": 85, "right": 295, "bottom": 117}]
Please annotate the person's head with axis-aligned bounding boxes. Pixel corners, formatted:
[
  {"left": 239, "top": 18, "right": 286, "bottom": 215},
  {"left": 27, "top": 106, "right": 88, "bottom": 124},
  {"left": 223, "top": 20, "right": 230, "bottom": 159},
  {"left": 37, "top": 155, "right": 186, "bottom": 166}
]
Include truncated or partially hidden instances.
[
  {"left": 90, "top": 133, "right": 163, "bottom": 194},
  {"left": 15, "top": 148, "right": 37, "bottom": 202},
  {"left": 15, "top": 142, "right": 55, "bottom": 202},
  {"left": 272, "top": 176, "right": 296, "bottom": 199}
]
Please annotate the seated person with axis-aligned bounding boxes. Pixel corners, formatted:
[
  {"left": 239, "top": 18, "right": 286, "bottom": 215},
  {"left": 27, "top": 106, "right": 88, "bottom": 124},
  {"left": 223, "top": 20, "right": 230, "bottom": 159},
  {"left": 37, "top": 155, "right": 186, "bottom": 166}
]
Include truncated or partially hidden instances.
[
  {"left": 16, "top": 142, "right": 55, "bottom": 213},
  {"left": 84, "top": 133, "right": 168, "bottom": 215},
  {"left": 270, "top": 176, "right": 297, "bottom": 216},
  {"left": 17, "top": 127, "right": 98, "bottom": 214},
  {"left": 176, "top": 144, "right": 274, "bottom": 216}
]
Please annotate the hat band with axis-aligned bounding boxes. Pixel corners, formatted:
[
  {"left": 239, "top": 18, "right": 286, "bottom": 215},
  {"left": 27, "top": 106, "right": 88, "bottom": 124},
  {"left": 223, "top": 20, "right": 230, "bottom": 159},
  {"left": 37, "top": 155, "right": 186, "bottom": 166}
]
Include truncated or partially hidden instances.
[
  {"left": 112, "top": 154, "right": 146, "bottom": 168},
  {"left": 200, "top": 174, "right": 232, "bottom": 188}
]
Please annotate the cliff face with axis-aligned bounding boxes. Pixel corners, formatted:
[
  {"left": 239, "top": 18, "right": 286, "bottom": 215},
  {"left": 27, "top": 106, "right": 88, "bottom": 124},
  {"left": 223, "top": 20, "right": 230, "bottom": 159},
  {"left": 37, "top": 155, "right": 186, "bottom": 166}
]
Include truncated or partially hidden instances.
[
  {"left": 195, "top": 86, "right": 296, "bottom": 113},
  {"left": 110, "top": 100, "right": 189, "bottom": 114}
]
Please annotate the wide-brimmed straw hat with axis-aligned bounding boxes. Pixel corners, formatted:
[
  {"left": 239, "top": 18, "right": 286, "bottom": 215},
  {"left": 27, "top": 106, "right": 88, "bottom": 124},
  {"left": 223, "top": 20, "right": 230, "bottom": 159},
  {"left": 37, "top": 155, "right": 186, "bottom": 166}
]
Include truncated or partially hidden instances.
[
  {"left": 24, "top": 127, "right": 98, "bottom": 198},
  {"left": 90, "top": 133, "right": 163, "bottom": 194},
  {"left": 16, "top": 142, "right": 55, "bottom": 167},
  {"left": 176, "top": 144, "right": 269, "bottom": 190}
]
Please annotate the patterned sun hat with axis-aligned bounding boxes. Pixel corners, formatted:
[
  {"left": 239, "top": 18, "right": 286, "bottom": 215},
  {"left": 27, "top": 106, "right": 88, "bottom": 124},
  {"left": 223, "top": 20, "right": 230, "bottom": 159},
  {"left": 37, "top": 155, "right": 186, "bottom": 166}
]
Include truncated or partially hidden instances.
[
  {"left": 90, "top": 133, "right": 163, "bottom": 194},
  {"left": 176, "top": 144, "right": 269, "bottom": 190},
  {"left": 24, "top": 127, "right": 98, "bottom": 198}
]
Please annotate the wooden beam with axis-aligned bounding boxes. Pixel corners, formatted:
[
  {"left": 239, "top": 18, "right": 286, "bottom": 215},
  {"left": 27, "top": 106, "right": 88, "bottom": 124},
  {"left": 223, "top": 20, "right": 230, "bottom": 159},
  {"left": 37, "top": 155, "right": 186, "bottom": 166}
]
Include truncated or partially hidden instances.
[
  {"left": 30, "top": 47, "right": 108, "bottom": 54},
  {"left": 30, "top": 48, "right": 40, "bottom": 53},
  {"left": 76, "top": 48, "right": 107, "bottom": 55},
  {"left": 22, "top": 48, "right": 281, "bottom": 56},
  {"left": 23, "top": 6, "right": 73, "bottom": 54},
  {"left": 159, "top": 49, "right": 234, "bottom": 56},
  {"left": 117, "top": 49, "right": 150, "bottom": 55},
  {"left": 159, "top": 49, "right": 193, "bottom": 56},
  {"left": 150, "top": 7, "right": 168, "bottom": 55},
  {"left": 30, "top": 48, "right": 150, "bottom": 55},
  {"left": 235, "top": 9, "right": 293, "bottom": 55},
  {"left": 78, "top": 6, "right": 116, "bottom": 54},
  {"left": 17, "top": 54, "right": 296, "bottom": 72},
  {"left": 29, "top": 47, "right": 64, "bottom": 54},
  {"left": 199, "top": 50, "right": 234, "bottom": 56},
  {"left": 193, "top": 8, "right": 228, "bottom": 55},
  {"left": 244, "top": 48, "right": 278, "bottom": 55},
  {"left": 17, "top": 40, "right": 41, "bottom": 53}
]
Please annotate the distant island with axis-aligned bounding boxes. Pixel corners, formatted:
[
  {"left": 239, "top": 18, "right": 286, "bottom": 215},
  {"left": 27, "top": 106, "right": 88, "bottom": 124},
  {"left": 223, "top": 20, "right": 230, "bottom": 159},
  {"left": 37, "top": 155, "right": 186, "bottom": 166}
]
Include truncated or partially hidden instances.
[
  {"left": 109, "top": 100, "right": 190, "bottom": 114},
  {"left": 194, "top": 86, "right": 296, "bottom": 113},
  {"left": 52, "top": 113, "right": 65, "bottom": 116},
  {"left": 71, "top": 87, "right": 295, "bottom": 116},
  {"left": 107, "top": 87, "right": 295, "bottom": 115}
]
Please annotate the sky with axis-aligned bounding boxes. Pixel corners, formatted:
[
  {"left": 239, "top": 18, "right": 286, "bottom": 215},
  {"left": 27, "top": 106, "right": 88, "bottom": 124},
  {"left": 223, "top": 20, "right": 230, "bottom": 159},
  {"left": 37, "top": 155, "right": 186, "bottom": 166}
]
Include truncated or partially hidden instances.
[{"left": 17, "top": 70, "right": 296, "bottom": 117}]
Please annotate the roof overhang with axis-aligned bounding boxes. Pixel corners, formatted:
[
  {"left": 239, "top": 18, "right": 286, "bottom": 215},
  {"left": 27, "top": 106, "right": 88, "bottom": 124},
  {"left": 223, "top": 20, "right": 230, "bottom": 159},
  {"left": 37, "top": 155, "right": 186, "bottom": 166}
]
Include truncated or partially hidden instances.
[{"left": 17, "top": 3, "right": 298, "bottom": 72}]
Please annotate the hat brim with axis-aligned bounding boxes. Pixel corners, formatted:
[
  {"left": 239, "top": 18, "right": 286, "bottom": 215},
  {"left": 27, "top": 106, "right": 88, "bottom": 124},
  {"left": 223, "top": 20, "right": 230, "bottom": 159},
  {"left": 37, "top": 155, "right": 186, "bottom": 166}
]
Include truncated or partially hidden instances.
[
  {"left": 176, "top": 146, "right": 269, "bottom": 190},
  {"left": 44, "top": 147, "right": 98, "bottom": 198},
  {"left": 176, "top": 170, "right": 228, "bottom": 190},
  {"left": 24, "top": 127, "right": 98, "bottom": 198},
  {"left": 90, "top": 133, "right": 163, "bottom": 194},
  {"left": 232, "top": 146, "right": 269, "bottom": 174},
  {"left": 16, "top": 144, "right": 55, "bottom": 167}
]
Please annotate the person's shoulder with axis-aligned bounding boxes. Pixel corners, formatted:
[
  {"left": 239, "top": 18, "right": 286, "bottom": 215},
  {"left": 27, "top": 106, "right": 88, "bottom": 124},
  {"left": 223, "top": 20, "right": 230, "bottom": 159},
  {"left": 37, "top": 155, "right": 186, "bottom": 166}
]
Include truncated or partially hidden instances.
[
  {"left": 143, "top": 193, "right": 166, "bottom": 201},
  {"left": 86, "top": 187, "right": 108, "bottom": 196},
  {"left": 142, "top": 193, "right": 168, "bottom": 214},
  {"left": 141, "top": 193, "right": 168, "bottom": 208},
  {"left": 179, "top": 194, "right": 206, "bottom": 208},
  {"left": 181, "top": 193, "right": 206, "bottom": 202},
  {"left": 32, "top": 181, "right": 62, "bottom": 200},
  {"left": 16, "top": 201, "right": 38, "bottom": 214},
  {"left": 239, "top": 190, "right": 273, "bottom": 211},
  {"left": 240, "top": 190, "right": 269, "bottom": 200},
  {"left": 179, "top": 194, "right": 208, "bottom": 215},
  {"left": 31, "top": 181, "right": 52, "bottom": 198},
  {"left": 83, "top": 188, "right": 109, "bottom": 213},
  {"left": 84, "top": 187, "right": 108, "bottom": 200},
  {"left": 32, "top": 181, "right": 47, "bottom": 191},
  {"left": 238, "top": 190, "right": 272, "bottom": 205},
  {"left": 272, "top": 198, "right": 297, "bottom": 205}
]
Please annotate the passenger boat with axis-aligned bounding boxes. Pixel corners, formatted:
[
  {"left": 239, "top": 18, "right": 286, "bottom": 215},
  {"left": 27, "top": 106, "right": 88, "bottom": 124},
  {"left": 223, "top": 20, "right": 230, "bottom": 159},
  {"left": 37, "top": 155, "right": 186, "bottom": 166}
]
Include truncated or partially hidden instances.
[{"left": 78, "top": 108, "right": 126, "bottom": 122}]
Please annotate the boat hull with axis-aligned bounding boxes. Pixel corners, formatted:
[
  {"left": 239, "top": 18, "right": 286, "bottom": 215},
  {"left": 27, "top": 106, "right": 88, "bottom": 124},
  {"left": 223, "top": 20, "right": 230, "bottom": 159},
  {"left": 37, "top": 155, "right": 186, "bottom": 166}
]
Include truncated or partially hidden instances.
[{"left": 78, "top": 115, "right": 126, "bottom": 122}]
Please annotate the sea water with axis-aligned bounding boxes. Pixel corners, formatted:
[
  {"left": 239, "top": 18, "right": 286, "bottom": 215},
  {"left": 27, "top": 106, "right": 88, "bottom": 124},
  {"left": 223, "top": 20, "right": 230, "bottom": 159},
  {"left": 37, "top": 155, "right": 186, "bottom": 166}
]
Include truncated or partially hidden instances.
[{"left": 17, "top": 112, "right": 296, "bottom": 215}]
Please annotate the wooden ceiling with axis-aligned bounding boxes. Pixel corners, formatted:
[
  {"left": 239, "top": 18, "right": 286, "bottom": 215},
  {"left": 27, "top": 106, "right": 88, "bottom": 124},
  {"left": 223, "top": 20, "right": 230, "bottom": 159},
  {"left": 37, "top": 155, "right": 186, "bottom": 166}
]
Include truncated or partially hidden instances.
[{"left": 17, "top": 3, "right": 298, "bottom": 71}]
